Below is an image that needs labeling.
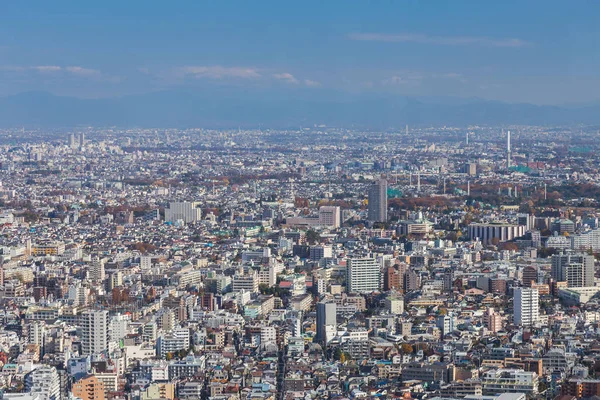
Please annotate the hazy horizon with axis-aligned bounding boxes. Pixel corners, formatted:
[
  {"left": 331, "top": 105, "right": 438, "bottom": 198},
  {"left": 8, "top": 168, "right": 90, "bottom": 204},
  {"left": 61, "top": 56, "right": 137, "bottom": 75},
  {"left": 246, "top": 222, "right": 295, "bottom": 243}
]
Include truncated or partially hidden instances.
[{"left": 1, "top": 1, "right": 599, "bottom": 106}]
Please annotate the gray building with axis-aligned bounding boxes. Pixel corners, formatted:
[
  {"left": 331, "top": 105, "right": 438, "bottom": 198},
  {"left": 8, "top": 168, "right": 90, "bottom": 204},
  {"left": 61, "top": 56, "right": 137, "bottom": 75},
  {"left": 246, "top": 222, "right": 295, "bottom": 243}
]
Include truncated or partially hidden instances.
[
  {"left": 368, "top": 179, "right": 387, "bottom": 223},
  {"left": 551, "top": 253, "right": 595, "bottom": 287},
  {"left": 315, "top": 302, "right": 336, "bottom": 343}
]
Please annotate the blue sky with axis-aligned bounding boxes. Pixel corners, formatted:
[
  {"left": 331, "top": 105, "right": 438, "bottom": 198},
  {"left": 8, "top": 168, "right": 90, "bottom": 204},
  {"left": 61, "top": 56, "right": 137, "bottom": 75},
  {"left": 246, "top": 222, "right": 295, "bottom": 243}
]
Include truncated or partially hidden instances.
[{"left": 0, "top": 1, "right": 598, "bottom": 104}]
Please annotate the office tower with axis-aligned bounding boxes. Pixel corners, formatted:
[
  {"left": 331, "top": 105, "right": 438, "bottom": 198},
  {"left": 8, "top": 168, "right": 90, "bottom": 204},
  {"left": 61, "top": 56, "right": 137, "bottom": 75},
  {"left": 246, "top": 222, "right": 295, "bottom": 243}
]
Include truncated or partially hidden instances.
[
  {"left": 436, "top": 312, "right": 456, "bottom": 337},
  {"left": 522, "top": 265, "right": 538, "bottom": 287},
  {"left": 507, "top": 130, "right": 511, "bottom": 169},
  {"left": 514, "top": 288, "right": 539, "bottom": 326},
  {"left": 346, "top": 257, "right": 381, "bottom": 293},
  {"left": 368, "top": 179, "right": 388, "bottom": 223},
  {"left": 318, "top": 206, "right": 341, "bottom": 228},
  {"left": 80, "top": 310, "right": 109, "bottom": 355},
  {"left": 25, "top": 365, "right": 62, "bottom": 400},
  {"left": 315, "top": 302, "right": 336, "bottom": 343},
  {"left": 165, "top": 201, "right": 202, "bottom": 224},
  {"left": 68, "top": 133, "right": 77, "bottom": 149},
  {"left": 551, "top": 253, "right": 595, "bottom": 287},
  {"left": 79, "top": 132, "right": 85, "bottom": 146}
]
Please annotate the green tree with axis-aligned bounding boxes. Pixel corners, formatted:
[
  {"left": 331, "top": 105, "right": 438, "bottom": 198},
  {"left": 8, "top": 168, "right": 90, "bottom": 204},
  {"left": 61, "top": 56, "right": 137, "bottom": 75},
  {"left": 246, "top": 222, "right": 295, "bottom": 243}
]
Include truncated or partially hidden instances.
[{"left": 306, "top": 229, "right": 321, "bottom": 244}]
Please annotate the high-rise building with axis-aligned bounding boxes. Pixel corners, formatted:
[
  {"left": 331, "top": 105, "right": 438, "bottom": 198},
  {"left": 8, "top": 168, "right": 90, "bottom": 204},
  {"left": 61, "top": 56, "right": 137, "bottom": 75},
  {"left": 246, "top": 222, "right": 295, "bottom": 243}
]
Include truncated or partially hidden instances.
[
  {"left": 309, "top": 245, "right": 333, "bottom": 262},
  {"left": 89, "top": 259, "right": 105, "bottom": 283},
  {"left": 514, "top": 288, "right": 539, "bottom": 326},
  {"left": 506, "top": 130, "right": 512, "bottom": 169},
  {"left": 165, "top": 202, "right": 202, "bottom": 224},
  {"left": 522, "top": 265, "right": 538, "bottom": 287},
  {"left": 25, "top": 366, "right": 62, "bottom": 400},
  {"left": 383, "top": 265, "right": 402, "bottom": 291},
  {"left": 346, "top": 257, "right": 380, "bottom": 293},
  {"left": 68, "top": 283, "right": 89, "bottom": 306},
  {"left": 79, "top": 132, "right": 85, "bottom": 147},
  {"left": 551, "top": 253, "right": 595, "bottom": 287},
  {"left": 72, "top": 375, "right": 106, "bottom": 400},
  {"left": 80, "top": 310, "right": 109, "bottom": 355},
  {"left": 403, "top": 269, "right": 420, "bottom": 293},
  {"left": 68, "top": 133, "right": 77, "bottom": 149},
  {"left": 109, "top": 314, "right": 129, "bottom": 342},
  {"left": 484, "top": 308, "right": 503, "bottom": 333},
  {"left": 368, "top": 179, "right": 388, "bottom": 223},
  {"left": 443, "top": 269, "right": 454, "bottom": 292},
  {"left": 465, "top": 163, "right": 477, "bottom": 176},
  {"left": 315, "top": 302, "right": 336, "bottom": 344},
  {"left": 107, "top": 271, "right": 123, "bottom": 291},
  {"left": 29, "top": 321, "right": 47, "bottom": 355}
]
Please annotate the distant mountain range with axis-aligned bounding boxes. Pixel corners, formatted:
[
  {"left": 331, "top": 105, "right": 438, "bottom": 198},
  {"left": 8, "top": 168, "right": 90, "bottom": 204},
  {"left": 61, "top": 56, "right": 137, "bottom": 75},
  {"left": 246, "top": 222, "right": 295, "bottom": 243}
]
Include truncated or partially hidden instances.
[{"left": 1, "top": 90, "right": 600, "bottom": 128}]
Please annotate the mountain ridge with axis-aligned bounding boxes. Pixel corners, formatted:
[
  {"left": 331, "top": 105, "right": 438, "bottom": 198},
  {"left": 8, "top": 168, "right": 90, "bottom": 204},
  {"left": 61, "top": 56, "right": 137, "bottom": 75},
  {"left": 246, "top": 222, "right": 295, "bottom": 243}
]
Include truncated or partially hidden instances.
[{"left": 1, "top": 91, "right": 599, "bottom": 128}]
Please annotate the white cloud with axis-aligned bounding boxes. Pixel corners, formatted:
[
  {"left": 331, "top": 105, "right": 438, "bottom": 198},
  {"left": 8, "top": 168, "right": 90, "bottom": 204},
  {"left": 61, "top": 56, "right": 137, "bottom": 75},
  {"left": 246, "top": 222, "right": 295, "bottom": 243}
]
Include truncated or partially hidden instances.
[
  {"left": 31, "top": 66, "right": 62, "bottom": 73},
  {"left": 383, "top": 72, "right": 423, "bottom": 87},
  {"left": 176, "top": 65, "right": 261, "bottom": 79},
  {"left": 1, "top": 65, "right": 104, "bottom": 78},
  {"left": 273, "top": 72, "right": 299, "bottom": 84},
  {"left": 304, "top": 79, "right": 322, "bottom": 87},
  {"left": 348, "top": 32, "right": 531, "bottom": 48},
  {"left": 65, "top": 66, "right": 101, "bottom": 77}
]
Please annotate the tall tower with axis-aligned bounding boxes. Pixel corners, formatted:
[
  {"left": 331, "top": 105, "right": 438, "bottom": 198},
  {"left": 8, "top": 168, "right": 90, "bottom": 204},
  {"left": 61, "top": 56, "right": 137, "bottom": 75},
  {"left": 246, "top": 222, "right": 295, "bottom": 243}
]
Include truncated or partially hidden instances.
[
  {"left": 507, "top": 130, "right": 512, "bottom": 170},
  {"left": 368, "top": 179, "right": 388, "bottom": 223},
  {"left": 68, "top": 133, "right": 77, "bottom": 149}
]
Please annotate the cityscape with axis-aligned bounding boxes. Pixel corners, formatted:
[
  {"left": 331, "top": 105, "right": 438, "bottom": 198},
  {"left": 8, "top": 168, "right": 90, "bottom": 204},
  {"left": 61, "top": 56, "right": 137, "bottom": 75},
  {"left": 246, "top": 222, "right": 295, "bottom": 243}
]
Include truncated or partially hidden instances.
[
  {"left": 0, "top": 124, "right": 598, "bottom": 400},
  {"left": 1, "top": 2, "right": 600, "bottom": 400}
]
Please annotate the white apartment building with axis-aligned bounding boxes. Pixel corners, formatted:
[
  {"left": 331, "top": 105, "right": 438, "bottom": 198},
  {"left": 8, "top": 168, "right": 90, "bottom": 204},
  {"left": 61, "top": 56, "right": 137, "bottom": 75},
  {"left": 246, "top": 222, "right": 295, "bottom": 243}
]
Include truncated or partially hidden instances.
[
  {"left": 25, "top": 366, "right": 61, "bottom": 400},
  {"left": 80, "top": 310, "right": 109, "bottom": 355},
  {"left": 157, "top": 327, "right": 190, "bottom": 358},
  {"left": 346, "top": 257, "right": 380, "bottom": 293},
  {"left": 481, "top": 369, "right": 538, "bottom": 395},
  {"left": 165, "top": 201, "right": 202, "bottom": 224},
  {"left": 514, "top": 288, "right": 539, "bottom": 326}
]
